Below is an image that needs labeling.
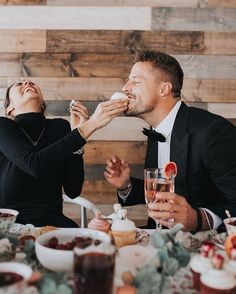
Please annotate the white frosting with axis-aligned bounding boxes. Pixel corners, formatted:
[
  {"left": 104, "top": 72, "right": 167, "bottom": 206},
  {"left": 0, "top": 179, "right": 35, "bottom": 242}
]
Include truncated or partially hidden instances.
[
  {"left": 74, "top": 242, "right": 115, "bottom": 256},
  {"left": 190, "top": 255, "right": 212, "bottom": 273},
  {"left": 111, "top": 218, "right": 136, "bottom": 232},
  {"left": 110, "top": 92, "right": 128, "bottom": 100},
  {"left": 201, "top": 268, "right": 236, "bottom": 290},
  {"left": 225, "top": 260, "right": 236, "bottom": 276}
]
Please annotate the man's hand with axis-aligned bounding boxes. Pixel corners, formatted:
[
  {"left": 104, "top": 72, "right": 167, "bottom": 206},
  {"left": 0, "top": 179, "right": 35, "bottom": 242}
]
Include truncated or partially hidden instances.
[
  {"left": 104, "top": 155, "right": 131, "bottom": 190},
  {"left": 148, "top": 192, "right": 197, "bottom": 232}
]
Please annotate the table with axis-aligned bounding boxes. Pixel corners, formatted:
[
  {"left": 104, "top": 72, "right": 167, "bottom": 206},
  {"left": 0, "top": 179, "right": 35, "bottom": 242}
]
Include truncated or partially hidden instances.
[{"left": 0, "top": 226, "right": 226, "bottom": 294}]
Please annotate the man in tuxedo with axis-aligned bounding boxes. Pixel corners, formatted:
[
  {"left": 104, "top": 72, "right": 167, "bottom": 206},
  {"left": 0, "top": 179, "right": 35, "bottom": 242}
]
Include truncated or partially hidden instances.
[{"left": 104, "top": 50, "right": 236, "bottom": 232}]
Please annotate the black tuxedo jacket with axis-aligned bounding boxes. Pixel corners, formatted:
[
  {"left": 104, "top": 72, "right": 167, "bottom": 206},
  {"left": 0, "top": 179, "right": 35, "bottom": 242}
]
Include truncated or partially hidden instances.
[{"left": 119, "top": 102, "right": 236, "bottom": 228}]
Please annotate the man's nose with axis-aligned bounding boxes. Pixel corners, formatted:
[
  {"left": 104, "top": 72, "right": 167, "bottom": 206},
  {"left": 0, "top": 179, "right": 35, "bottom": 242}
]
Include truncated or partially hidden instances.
[
  {"left": 23, "top": 80, "right": 31, "bottom": 86},
  {"left": 122, "top": 81, "right": 130, "bottom": 93}
]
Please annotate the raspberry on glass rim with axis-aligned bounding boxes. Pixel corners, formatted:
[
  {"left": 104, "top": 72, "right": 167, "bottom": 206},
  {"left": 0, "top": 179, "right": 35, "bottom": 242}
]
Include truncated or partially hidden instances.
[{"left": 164, "top": 161, "right": 177, "bottom": 178}]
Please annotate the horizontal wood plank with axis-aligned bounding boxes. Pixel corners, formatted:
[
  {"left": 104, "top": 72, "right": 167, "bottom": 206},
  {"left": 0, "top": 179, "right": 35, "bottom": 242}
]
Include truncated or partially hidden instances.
[
  {"left": 0, "top": 99, "right": 235, "bottom": 126},
  {"left": 0, "top": 0, "right": 46, "bottom": 4},
  {"left": 182, "top": 79, "right": 236, "bottom": 103},
  {"left": 0, "top": 54, "right": 235, "bottom": 79},
  {"left": 84, "top": 141, "right": 146, "bottom": 164},
  {"left": 47, "top": 30, "right": 236, "bottom": 55},
  {"left": 0, "top": 30, "right": 46, "bottom": 53},
  {"left": 47, "top": 0, "right": 199, "bottom": 7},
  {"left": 5, "top": 77, "right": 125, "bottom": 101},
  {"left": 47, "top": 0, "right": 236, "bottom": 8},
  {"left": 0, "top": 7, "right": 151, "bottom": 30},
  {"left": 204, "top": 32, "right": 236, "bottom": 55},
  {"left": 2, "top": 77, "right": 235, "bottom": 103},
  {"left": 208, "top": 0, "right": 236, "bottom": 8},
  {"left": 152, "top": 7, "right": 236, "bottom": 32}
]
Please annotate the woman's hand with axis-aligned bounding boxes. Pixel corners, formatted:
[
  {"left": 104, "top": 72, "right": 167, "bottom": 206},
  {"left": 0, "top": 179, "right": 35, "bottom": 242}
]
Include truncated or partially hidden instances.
[
  {"left": 89, "top": 99, "right": 128, "bottom": 130},
  {"left": 69, "top": 101, "right": 89, "bottom": 130},
  {"left": 78, "top": 99, "right": 128, "bottom": 139}
]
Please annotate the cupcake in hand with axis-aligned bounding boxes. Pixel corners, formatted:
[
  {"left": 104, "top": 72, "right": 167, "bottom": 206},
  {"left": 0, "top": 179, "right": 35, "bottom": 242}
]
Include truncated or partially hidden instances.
[
  {"left": 88, "top": 212, "right": 110, "bottom": 234},
  {"left": 111, "top": 208, "right": 136, "bottom": 247}
]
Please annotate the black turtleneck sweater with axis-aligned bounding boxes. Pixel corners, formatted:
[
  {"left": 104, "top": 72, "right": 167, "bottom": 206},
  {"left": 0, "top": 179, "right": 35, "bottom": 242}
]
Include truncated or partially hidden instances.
[{"left": 0, "top": 113, "right": 86, "bottom": 227}]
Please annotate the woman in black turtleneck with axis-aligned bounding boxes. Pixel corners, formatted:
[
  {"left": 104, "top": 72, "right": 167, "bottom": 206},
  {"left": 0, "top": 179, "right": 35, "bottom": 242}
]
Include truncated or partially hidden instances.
[{"left": 0, "top": 80, "right": 128, "bottom": 227}]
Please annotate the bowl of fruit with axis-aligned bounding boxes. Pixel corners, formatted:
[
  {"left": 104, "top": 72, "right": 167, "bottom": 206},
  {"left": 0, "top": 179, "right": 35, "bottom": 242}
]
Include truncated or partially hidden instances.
[
  {"left": 0, "top": 262, "right": 32, "bottom": 291},
  {"left": 35, "top": 228, "right": 111, "bottom": 272}
]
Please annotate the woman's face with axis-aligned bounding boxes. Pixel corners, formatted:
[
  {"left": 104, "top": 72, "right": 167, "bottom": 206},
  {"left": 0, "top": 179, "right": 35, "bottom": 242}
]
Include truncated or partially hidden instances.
[{"left": 7, "top": 80, "right": 44, "bottom": 116}]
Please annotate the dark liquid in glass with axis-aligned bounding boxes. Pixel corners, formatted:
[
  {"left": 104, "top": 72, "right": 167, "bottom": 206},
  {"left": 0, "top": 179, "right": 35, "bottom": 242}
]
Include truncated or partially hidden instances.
[
  {"left": 0, "top": 212, "right": 14, "bottom": 218},
  {"left": 0, "top": 272, "right": 23, "bottom": 287},
  {"left": 74, "top": 252, "right": 115, "bottom": 294}
]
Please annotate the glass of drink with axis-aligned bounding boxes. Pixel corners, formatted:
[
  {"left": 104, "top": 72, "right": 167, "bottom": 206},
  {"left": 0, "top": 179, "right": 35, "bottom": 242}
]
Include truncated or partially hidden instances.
[
  {"left": 144, "top": 168, "right": 174, "bottom": 230},
  {"left": 74, "top": 242, "right": 115, "bottom": 294}
]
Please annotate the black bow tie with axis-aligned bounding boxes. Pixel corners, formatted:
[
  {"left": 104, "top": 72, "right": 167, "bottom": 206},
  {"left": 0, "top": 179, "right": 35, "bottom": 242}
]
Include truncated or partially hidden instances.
[{"left": 142, "top": 128, "right": 166, "bottom": 142}]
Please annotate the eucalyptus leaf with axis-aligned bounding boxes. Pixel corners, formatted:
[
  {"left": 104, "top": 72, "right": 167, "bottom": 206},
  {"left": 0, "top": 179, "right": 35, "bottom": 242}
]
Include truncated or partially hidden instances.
[
  {"left": 163, "top": 258, "right": 179, "bottom": 276},
  {"left": 151, "top": 232, "right": 168, "bottom": 248},
  {"left": 169, "top": 223, "right": 184, "bottom": 236},
  {"left": 158, "top": 247, "right": 169, "bottom": 265}
]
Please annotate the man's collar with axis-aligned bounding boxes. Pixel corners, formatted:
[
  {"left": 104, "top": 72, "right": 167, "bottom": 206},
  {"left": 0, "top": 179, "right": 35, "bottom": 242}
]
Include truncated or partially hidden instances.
[{"left": 154, "top": 101, "right": 182, "bottom": 140}]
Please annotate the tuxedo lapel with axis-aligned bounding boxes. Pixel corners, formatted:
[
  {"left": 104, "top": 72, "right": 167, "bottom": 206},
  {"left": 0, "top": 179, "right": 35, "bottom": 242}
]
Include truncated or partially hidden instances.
[{"left": 170, "top": 102, "right": 189, "bottom": 198}]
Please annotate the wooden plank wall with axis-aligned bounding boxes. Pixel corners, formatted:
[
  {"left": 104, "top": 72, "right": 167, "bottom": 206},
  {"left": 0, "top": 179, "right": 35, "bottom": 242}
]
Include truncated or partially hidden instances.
[{"left": 0, "top": 0, "right": 235, "bottom": 224}]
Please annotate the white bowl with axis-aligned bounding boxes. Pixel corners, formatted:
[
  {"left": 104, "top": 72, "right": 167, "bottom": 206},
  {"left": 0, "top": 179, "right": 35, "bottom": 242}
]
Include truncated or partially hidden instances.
[
  {"left": 35, "top": 228, "right": 111, "bottom": 272},
  {"left": 0, "top": 262, "right": 32, "bottom": 291},
  {"left": 0, "top": 209, "right": 19, "bottom": 231},
  {"left": 223, "top": 217, "right": 236, "bottom": 235}
]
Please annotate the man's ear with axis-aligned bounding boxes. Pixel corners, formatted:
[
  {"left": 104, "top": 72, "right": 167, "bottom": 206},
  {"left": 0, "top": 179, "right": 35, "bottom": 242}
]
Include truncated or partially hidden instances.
[
  {"left": 6, "top": 105, "right": 14, "bottom": 116},
  {"left": 159, "top": 82, "right": 172, "bottom": 97}
]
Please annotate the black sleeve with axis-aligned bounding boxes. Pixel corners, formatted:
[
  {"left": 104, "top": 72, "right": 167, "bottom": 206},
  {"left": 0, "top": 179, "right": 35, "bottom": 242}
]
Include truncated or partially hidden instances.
[
  {"left": 118, "top": 177, "right": 146, "bottom": 206},
  {"left": 62, "top": 122, "right": 84, "bottom": 198},
  {"left": 204, "top": 118, "right": 236, "bottom": 218},
  {"left": 0, "top": 117, "right": 86, "bottom": 178}
]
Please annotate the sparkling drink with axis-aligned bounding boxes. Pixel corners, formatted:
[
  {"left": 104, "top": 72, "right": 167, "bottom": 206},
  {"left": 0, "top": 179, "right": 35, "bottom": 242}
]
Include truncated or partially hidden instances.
[
  {"left": 144, "top": 168, "right": 175, "bottom": 230},
  {"left": 144, "top": 179, "right": 173, "bottom": 203}
]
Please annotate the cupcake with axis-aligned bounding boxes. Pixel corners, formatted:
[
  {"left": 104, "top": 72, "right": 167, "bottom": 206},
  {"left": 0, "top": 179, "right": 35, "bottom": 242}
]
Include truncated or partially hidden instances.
[
  {"left": 200, "top": 253, "right": 236, "bottom": 294},
  {"left": 111, "top": 209, "right": 136, "bottom": 248},
  {"left": 88, "top": 212, "right": 110, "bottom": 234},
  {"left": 223, "top": 234, "right": 236, "bottom": 279},
  {"left": 189, "top": 241, "right": 215, "bottom": 290}
]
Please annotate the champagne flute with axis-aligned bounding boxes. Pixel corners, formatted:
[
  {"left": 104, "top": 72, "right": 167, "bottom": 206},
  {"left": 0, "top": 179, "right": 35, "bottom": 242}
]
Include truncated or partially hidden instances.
[{"left": 144, "top": 168, "right": 174, "bottom": 230}]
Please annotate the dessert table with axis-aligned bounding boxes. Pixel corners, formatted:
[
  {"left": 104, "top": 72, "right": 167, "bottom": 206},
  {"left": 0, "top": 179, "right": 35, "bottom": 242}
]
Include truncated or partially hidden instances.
[{"left": 0, "top": 225, "right": 227, "bottom": 294}]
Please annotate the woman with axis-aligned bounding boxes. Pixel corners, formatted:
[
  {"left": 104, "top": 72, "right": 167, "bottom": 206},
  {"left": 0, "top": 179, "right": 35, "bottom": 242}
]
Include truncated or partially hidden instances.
[{"left": 0, "top": 80, "right": 128, "bottom": 227}]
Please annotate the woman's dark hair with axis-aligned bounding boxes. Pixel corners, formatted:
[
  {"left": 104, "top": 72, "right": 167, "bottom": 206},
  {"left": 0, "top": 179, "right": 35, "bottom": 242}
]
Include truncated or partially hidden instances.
[
  {"left": 134, "top": 50, "right": 184, "bottom": 98},
  {"left": 4, "top": 82, "right": 47, "bottom": 117}
]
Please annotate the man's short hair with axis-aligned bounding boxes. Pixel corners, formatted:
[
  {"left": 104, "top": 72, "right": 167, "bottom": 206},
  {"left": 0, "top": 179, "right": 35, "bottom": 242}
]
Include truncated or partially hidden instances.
[{"left": 134, "top": 50, "right": 184, "bottom": 98}]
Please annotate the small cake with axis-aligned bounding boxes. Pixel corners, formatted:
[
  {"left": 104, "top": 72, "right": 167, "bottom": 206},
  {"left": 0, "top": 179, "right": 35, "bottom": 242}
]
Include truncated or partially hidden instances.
[
  {"left": 110, "top": 92, "right": 128, "bottom": 100},
  {"left": 111, "top": 209, "right": 136, "bottom": 247},
  {"left": 224, "top": 235, "right": 236, "bottom": 282},
  {"left": 200, "top": 253, "right": 236, "bottom": 294},
  {"left": 88, "top": 212, "right": 110, "bottom": 234},
  {"left": 225, "top": 233, "right": 236, "bottom": 258},
  {"left": 189, "top": 241, "right": 215, "bottom": 290}
]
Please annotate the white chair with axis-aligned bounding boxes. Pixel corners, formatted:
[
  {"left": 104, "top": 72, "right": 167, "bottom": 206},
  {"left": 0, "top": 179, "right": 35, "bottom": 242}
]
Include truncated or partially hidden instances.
[{"left": 63, "top": 195, "right": 100, "bottom": 228}]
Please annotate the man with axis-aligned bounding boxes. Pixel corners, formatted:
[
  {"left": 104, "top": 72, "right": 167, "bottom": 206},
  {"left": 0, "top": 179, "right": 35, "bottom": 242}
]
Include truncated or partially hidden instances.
[{"left": 104, "top": 50, "right": 236, "bottom": 232}]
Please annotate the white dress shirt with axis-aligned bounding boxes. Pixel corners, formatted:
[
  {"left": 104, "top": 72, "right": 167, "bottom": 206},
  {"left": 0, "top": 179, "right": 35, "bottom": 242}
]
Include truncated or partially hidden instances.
[{"left": 119, "top": 101, "right": 222, "bottom": 229}]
